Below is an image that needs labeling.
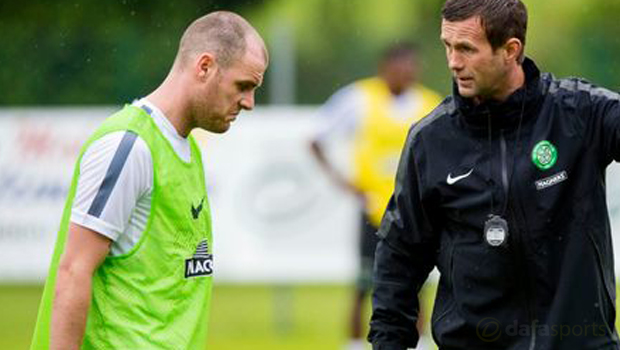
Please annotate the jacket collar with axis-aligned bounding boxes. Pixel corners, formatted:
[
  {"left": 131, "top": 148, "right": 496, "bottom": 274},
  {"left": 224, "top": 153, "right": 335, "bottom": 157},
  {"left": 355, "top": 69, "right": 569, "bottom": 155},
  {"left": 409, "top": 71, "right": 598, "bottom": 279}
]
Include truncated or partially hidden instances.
[{"left": 454, "top": 57, "right": 544, "bottom": 132}]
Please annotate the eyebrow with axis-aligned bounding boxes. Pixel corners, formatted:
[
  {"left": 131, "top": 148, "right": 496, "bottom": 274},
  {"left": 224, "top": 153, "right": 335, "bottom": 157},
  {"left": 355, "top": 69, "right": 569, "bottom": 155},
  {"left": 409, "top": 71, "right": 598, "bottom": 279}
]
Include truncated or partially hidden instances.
[{"left": 441, "top": 37, "right": 474, "bottom": 48}]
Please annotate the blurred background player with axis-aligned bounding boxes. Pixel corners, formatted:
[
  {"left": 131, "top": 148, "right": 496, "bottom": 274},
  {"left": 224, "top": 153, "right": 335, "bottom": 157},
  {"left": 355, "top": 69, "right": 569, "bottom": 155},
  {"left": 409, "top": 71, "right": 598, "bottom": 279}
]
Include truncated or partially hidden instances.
[{"left": 310, "top": 42, "right": 441, "bottom": 350}]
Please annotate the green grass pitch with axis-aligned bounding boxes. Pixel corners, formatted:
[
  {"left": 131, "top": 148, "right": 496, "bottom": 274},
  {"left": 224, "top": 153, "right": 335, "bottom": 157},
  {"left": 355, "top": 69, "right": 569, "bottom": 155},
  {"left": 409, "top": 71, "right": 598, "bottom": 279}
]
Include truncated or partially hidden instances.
[
  {"left": 1, "top": 284, "right": 389, "bottom": 350},
  {"left": 4, "top": 282, "right": 618, "bottom": 349}
]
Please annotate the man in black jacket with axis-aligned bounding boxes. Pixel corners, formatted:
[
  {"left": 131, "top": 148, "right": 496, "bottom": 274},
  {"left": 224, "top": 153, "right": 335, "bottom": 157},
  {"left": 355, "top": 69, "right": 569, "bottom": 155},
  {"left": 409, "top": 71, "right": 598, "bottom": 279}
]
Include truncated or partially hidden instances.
[{"left": 368, "top": 0, "right": 620, "bottom": 349}]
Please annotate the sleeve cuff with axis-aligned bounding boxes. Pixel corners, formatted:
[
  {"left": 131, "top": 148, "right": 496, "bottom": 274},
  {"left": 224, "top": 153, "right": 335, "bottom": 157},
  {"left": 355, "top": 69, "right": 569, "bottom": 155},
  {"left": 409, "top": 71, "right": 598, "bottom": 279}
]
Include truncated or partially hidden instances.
[{"left": 70, "top": 209, "right": 122, "bottom": 241}]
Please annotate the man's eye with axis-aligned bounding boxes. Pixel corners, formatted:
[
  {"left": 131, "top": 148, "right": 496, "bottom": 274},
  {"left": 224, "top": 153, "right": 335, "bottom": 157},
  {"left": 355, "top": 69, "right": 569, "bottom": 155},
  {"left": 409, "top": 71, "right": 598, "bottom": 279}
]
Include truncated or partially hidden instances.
[{"left": 238, "top": 83, "right": 253, "bottom": 91}]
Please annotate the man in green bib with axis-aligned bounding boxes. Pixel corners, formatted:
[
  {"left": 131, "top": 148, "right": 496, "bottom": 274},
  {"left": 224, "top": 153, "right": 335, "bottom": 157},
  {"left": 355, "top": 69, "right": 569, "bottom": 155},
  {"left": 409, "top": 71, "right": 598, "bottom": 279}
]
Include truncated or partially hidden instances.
[{"left": 30, "top": 11, "right": 268, "bottom": 350}]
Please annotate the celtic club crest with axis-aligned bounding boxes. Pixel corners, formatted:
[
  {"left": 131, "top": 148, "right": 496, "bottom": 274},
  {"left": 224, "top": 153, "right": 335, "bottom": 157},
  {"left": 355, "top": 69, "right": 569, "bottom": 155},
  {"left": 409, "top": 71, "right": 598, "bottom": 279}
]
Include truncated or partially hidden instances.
[{"left": 532, "top": 140, "right": 558, "bottom": 170}]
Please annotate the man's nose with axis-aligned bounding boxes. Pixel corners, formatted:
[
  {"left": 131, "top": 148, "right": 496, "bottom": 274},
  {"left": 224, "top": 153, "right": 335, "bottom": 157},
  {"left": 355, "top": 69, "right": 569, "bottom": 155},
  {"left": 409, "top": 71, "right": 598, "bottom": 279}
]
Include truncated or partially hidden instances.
[
  {"left": 240, "top": 91, "right": 255, "bottom": 110},
  {"left": 447, "top": 51, "right": 464, "bottom": 72}
]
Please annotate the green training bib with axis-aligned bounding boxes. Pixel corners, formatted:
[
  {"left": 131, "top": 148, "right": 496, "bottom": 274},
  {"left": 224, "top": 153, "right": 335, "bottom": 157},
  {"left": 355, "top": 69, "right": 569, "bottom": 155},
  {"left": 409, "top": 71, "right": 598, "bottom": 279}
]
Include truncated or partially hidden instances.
[{"left": 30, "top": 105, "right": 213, "bottom": 349}]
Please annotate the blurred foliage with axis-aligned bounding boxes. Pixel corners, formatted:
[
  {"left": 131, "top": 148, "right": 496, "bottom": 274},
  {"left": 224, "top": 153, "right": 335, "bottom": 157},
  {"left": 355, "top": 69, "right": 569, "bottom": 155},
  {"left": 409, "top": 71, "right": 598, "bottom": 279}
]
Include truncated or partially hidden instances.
[
  {"left": 0, "top": 0, "right": 259, "bottom": 105},
  {"left": 1, "top": 0, "right": 619, "bottom": 106}
]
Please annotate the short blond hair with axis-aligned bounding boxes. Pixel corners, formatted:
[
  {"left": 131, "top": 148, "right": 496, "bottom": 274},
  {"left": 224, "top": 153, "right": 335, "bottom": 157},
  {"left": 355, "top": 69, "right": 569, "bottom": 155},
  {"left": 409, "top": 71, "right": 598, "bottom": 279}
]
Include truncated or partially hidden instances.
[{"left": 175, "top": 11, "right": 256, "bottom": 69}]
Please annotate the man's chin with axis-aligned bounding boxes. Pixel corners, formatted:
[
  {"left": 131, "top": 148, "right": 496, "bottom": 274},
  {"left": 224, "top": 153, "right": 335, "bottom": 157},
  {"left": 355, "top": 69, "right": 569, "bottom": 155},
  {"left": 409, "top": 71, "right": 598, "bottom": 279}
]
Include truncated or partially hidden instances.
[
  {"left": 214, "top": 126, "right": 230, "bottom": 133},
  {"left": 218, "top": 122, "right": 232, "bottom": 133},
  {"left": 457, "top": 86, "right": 476, "bottom": 98},
  {"left": 202, "top": 123, "right": 230, "bottom": 134}
]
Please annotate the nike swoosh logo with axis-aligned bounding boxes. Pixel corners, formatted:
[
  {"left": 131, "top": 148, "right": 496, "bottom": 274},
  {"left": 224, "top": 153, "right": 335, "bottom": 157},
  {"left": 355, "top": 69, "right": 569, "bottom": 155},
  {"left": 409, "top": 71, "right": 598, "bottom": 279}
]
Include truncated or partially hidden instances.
[
  {"left": 191, "top": 198, "right": 205, "bottom": 220},
  {"left": 447, "top": 169, "right": 474, "bottom": 185}
]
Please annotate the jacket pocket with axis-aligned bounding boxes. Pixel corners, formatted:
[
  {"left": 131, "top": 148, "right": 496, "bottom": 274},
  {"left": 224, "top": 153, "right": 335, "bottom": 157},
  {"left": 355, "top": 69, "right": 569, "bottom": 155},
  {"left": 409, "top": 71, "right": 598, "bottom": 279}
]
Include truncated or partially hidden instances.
[
  {"left": 433, "top": 244, "right": 457, "bottom": 324},
  {"left": 431, "top": 243, "right": 461, "bottom": 344},
  {"left": 586, "top": 231, "right": 616, "bottom": 335},
  {"left": 450, "top": 242, "right": 518, "bottom": 315}
]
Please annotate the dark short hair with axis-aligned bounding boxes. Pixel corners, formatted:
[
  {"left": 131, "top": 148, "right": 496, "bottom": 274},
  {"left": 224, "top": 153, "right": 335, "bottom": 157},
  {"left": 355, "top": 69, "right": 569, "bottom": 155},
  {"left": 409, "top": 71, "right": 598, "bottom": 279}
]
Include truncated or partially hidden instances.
[
  {"left": 381, "top": 41, "right": 418, "bottom": 63},
  {"left": 442, "top": 0, "right": 527, "bottom": 63}
]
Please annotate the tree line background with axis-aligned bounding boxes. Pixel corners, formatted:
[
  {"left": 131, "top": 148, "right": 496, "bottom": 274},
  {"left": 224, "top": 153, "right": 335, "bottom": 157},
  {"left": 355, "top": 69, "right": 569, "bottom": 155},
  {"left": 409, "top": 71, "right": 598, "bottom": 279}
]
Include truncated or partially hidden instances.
[{"left": 1, "top": 0, "right": 619, "bottom": 106}]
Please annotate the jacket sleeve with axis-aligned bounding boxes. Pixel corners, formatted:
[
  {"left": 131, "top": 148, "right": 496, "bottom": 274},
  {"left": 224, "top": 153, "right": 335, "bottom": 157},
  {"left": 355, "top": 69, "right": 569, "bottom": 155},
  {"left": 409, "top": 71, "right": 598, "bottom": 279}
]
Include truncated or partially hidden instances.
[
  {"left": 368, "top": 127, "right": 438, "bottom": 350},
  {"left": 587, "top": 85, "right": 620, "bottom": 165}
]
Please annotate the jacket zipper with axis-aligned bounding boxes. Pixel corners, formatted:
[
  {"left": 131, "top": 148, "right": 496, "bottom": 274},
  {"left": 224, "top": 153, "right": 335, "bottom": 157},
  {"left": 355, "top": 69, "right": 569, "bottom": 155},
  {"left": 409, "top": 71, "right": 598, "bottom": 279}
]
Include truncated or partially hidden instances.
[
  {"left": 500, "top": 131, "right": 536, "bottom": 349},
  {"left": 500, "top": 131, "right": 509, "bottom": 199}
]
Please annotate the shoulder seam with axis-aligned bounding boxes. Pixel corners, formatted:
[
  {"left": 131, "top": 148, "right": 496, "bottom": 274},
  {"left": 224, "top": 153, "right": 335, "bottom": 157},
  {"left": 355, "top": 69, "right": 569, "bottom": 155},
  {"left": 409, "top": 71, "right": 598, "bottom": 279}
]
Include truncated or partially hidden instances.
[
  {"left": 410, "top": 97, "right": 455, "bottom": 140},
  {"left": 549, "top": 77, "right": 620, "bottom": 101}
]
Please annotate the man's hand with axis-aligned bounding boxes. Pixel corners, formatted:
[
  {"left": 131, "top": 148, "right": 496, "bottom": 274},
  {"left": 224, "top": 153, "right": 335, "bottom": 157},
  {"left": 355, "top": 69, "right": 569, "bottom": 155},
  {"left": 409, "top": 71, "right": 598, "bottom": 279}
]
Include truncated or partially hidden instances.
[{"left": 50, "top": 223, "right": 111, "bottom": 350}]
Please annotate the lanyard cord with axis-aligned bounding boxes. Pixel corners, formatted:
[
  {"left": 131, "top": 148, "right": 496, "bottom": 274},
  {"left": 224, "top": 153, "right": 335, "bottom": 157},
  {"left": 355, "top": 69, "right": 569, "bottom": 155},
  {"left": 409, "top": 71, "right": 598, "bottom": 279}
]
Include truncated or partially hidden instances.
[
  {"left": 487, "top": 90, "right": 527, "bottom": 216},
  {"left": 501, "top": 95, "right": 526, "bottom": 216},
  {"left": 487, "top": 110, "right": 495, "bottom": 215}
]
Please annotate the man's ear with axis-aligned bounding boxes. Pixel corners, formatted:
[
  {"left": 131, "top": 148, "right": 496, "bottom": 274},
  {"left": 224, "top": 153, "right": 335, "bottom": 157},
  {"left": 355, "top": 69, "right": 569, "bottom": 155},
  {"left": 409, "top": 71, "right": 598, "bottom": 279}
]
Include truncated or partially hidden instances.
[
  {"left": 195, "top": 52, "right": 217, "bottom": 80},
  {"left": 503, "top": 38, "right": 523, "bottom": 63}
]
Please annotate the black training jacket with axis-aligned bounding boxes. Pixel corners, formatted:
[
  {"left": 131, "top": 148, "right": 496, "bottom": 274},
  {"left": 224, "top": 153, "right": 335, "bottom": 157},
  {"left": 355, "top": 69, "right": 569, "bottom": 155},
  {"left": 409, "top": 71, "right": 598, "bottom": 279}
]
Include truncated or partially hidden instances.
[{"left": 368, "top": 58, "right": 620, "bottom": 350}]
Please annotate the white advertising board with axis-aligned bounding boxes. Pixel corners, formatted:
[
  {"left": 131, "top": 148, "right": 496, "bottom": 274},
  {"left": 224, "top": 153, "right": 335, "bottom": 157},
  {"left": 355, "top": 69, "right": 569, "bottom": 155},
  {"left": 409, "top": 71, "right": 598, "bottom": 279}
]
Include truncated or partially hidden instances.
[
  {"left": 0, "top": 107, "right": 619, "bottom": 284},
  {"left": 193, "top": 107, "right": 358, "bottom": 283},
  {"left": 0, "top": 108, "right": 113, "bottom": 282}
]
